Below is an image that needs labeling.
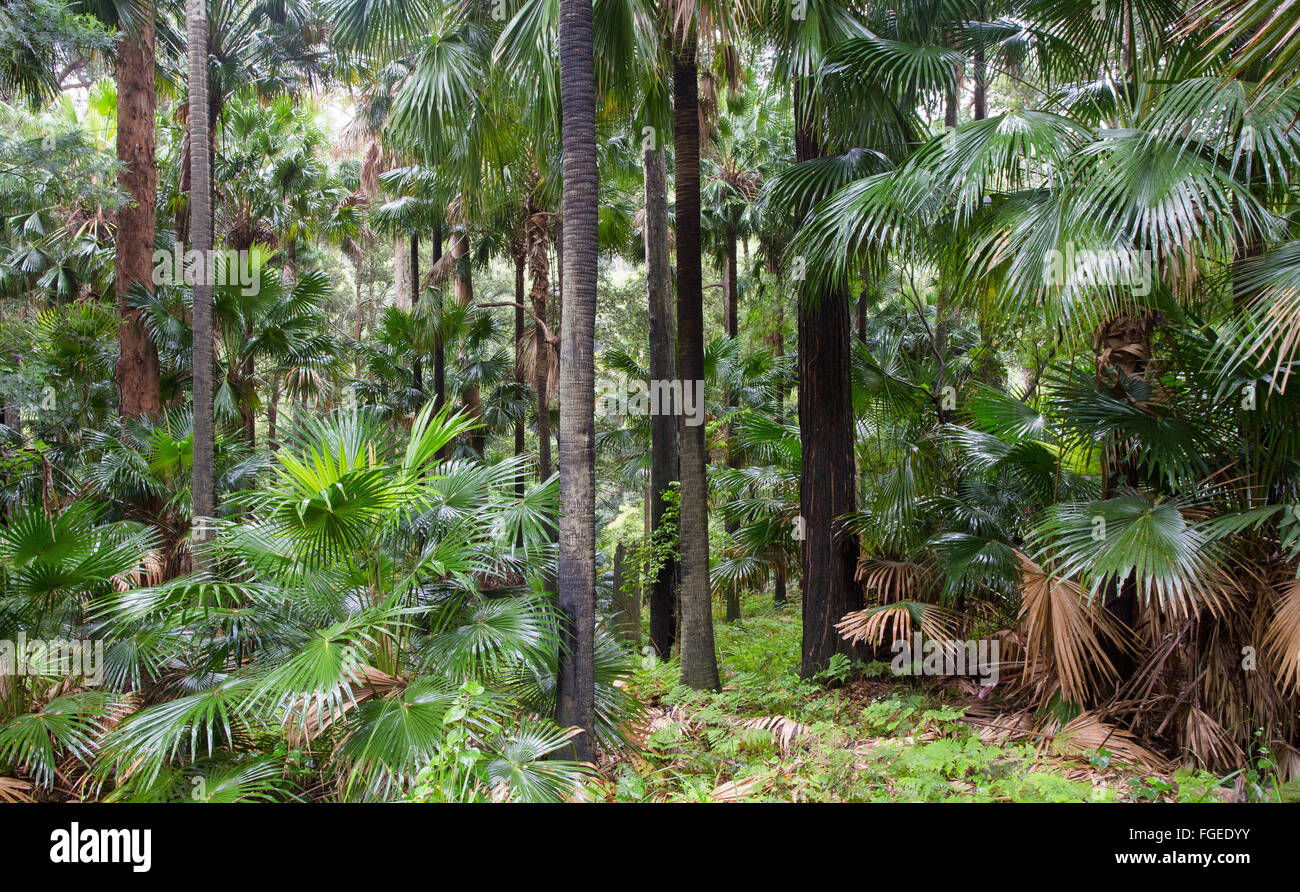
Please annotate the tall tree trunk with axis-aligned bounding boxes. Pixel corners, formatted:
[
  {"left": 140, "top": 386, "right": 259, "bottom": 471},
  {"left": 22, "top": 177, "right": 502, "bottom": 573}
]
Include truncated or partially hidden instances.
[
  {"left": 394, "top": 236, "right": 410, "bottom": 310},
  {"left": 514, "top": 247, "right": 527, "bottom": 549},
  {"left": 770, "top": 298, "right": 788, "bottom": 606},
  {"left": 644, "top": 145, "right": 678, "bottom": 657},
  {"left": 514, "top": 247, "right": 527, "bottom": 481},
  {"left": 674, "top": 33, "right": 721, "bottom": 691},
  {"left": 723, "top": 223, "right": 741, "bottom": 622},
  {"left": 410, "top": 234, "right": 422, "bottom": 395},
  {"left": 188, "top": 0, "right": 216, "bottom": 552},
  {"left": 974, "top": 1, "right": 987, "bottom": 121},
  {"left": 527, "top": 210, "right": 553, "bottom": 483},
  {"left": 115, "top": 8, "right": 161, "bottom": 421},
  {"left": 795, "top": 77, "right": 863, "bottom": 678},
  {"left": 432, "top": 221, "right": 448, "bottom": 449},
  {"left": 267, "top": 371, "right": 279, "bottom": 451},
  {"left": 611, "top": 540, "right": 641, "bottom": 646},
  {"left": 555, "top": 0, "right": 598, "bottom": 759},
  {"left": 451, "top": 229, "right": 481, "bottom": 453}
]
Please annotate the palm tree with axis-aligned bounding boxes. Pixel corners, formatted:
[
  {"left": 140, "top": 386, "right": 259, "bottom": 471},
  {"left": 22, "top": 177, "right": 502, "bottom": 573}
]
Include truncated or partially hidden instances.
[
  {"left": 554, "top": 0, "right": 599, "bottom": 759},
  {"left": 187, "top": 0, "right": 216, "bottom": 549},
  {"left": 643, "top": 138, "right": 678, "bottom": 656},
  {"left": 671, "top": 16, "right": 720, "bottom": 691}
]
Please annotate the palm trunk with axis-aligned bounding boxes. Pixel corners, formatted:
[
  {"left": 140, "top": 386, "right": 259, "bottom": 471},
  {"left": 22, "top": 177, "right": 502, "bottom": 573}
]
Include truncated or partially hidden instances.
[
  {"left": 644, "top": 145, "right": 678, "bottom": 657},
  {"left": 267, "top": 371, "right": 279, "bottom": 451},
  {"left": 795, "top": 77, "right": 863, "bottom": 677},
  {"left": 188, "top": 0, "right": 216, "bottom": 550},
  {"left": 115, "top": 7, "right": 162, "bottom": 422},
  {"left": 555, "top": 0, "right": 598, "bottom": 758},
  {"left": 432, "top": 222, "right": 447, "bottom": 451},
  {"left": 410, "top": 233, "right": 421, "bottom": 395},
  {"left": 514, "top": 248, "right": 527, "bottom": 479},
  {"left": 527, "top": 210, "right": 553, "bottom": 482},
  {"left": 771, "top": 298, "right": 788, "bottom": 607},
  {"left": 724, "top": 222, "right": 741, "bottom": 622},
  {"left": 674, "top": 33, "right": 721, "bottom": 691}
]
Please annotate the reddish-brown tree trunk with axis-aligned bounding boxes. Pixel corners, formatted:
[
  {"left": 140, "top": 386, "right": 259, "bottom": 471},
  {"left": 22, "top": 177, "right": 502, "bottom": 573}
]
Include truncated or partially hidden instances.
[{"left": 115, "top": 12, "right": 162, "bottom": 421}]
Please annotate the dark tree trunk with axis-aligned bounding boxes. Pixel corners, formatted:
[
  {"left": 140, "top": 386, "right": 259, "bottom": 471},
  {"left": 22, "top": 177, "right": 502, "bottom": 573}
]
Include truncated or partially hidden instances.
[
  {"left": 674, "top": 33, "right": 720, "bottom": 691},
  {"left": 795, "top": 77, "right": 863, "bottom": 678},
  {"left": 432, "top": 221, "right": 447, "bottom": 447},
  {"left": 644, "top": 145, "right": 678, "bottom": 658},
  {"left": 410, "top": 233, "right": 422, "bottom": 395},
  {"left": 611, "top": 541, "right": 641, "bottom": 646},
  {"left": 555, "top": 0, "right": 598, "bottom": 759},
  {"left": 514, "top": 248, "right": 527, "bottom": 476},
  {"left": 723, "top": 223, "right": 741, "bottom": 622},
  {"left": 115, "top": 10, "right": 162, "bottom": 422},
  {"left": 771, "top": 298, "right": 788, "bottom": 607},
  {"left": 267, "top": 371, "right": 279, "bottom": 450},
  {"left": 974, "top": 0, "right": 987, "bottom": 121},
  {"left": 528, "top": 210, "right": 553, "bottom": 483}
]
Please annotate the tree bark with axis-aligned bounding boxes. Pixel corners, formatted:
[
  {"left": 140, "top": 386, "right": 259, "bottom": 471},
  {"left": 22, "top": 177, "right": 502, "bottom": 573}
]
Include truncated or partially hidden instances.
[
  {"left": 188, "top": 0, "right": 216, "bottom": 552},
  {"left": 795, "top": 77, "right": 863, "bottom": 677},
  {"left": 643, "top": 145, "right": 678, "bottom": 658},
  {"left": 724, "top": 223, "right": 741, "bottom": 622},
  {"left": 555, "top": 0, "right": 598, "bottom": 759},
  {"left": 527, "top": 209, "right": 553, "bottom": 482},
  {"left": 115, "top": 10, "right": 161, "bottom": 422},
  {"left": 674, "top": 33, "right": 721, "bottom": 691}
]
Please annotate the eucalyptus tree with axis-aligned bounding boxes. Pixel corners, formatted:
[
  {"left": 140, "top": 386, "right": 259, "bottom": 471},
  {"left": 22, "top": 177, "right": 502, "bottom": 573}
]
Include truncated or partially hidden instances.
[{"left": 66, "top": 0, "right": 164, "bottom": 420}]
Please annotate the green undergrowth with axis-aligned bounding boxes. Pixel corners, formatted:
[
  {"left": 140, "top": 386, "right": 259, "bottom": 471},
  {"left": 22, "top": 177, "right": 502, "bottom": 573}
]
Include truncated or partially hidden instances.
[{"left": 610, "top": 592, "right": 1243, "bottom": 803}]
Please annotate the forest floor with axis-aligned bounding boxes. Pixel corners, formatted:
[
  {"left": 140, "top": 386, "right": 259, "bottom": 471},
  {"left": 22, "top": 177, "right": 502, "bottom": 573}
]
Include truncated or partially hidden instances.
[{"left": 594, "top": 592, "right": 1245, "bottom": 803}]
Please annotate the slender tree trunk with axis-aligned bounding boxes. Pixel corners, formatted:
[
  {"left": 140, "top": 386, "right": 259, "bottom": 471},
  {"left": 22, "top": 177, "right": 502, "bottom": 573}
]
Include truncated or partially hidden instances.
[
  {"left": 795, "top": 77, "right": 863, "bottom": 677},
  {"left": 115, "top": 8, "right": 161, "bottom": 422},
  {"left": 555, "top": 0, "right": 598, "bottom": 758},
  {"left": 267, "top": 371, "right": 279, "bottom": 450},
  {"left": 394, "top": 236, "right": 410, "bottom": 310},
  {"left": 188, "top": 0, "right": 216, "bottom": 552},
  {"left": 674, "top": 33, "right": 720, "bottom": 691},
  {"left": 514, "top": 248, "right": 527, "bottom": 477},
  {"left": 644, "top": 145, "right": 678, "bottom": 657},
  {"left": 432, "top": 221, "right": 448, "bottom": 448},
  {"left": 723, "top": 223, "right": 741, "bottom": 622},
  {"left": 410, "top": 234, "right": 422, "bottom": 395},
  {"left": 611, "top": 541, "right": 640, "bottom": 646},
  {"left": 528, "top": 210, "right": 553, "bottom": 482},
  {"left": 974, "top": 1, "right": 987, "bottom": 121},
  {"left": 771, "top": 298, "right": 788, "bottom": 607}
]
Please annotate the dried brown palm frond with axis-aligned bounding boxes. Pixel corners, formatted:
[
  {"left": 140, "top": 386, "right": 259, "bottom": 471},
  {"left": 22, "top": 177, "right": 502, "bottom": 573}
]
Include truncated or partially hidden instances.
[
  {"left": 836, "top": 601, "right": 963, "bottom": 650},
  {"left": 739, "top": 716, "right": 808, "bottom": 755},
  {"left": 856, "top": 556, "right": 941, "bottom": 604},
  {"left": 0, "top": 776, "right": 33, "bottom": 803},
  {"left": 286, "top": 666, "right": 406, "bottom": 747},
  {"left": 1052, "top": 711, "right": 1168, "bottom": 773},
  {"left": 1175, "top": 704, "right": 1245, "bottom": 771},
  {"left": 1017, "top": 552, "right": 1128, "bottom": 704},
  {"left": 112, "top": 549, "right": 165, "bottom": 592},
  {"left": 712, "top": 773, "right": 766, "bottom": 802},
  {"left": 1263, "top": 577, "right": 1300, "bottom": 695},
  {"left": 1269, "top": 740, "right": 1300, "bottom": 783}
]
